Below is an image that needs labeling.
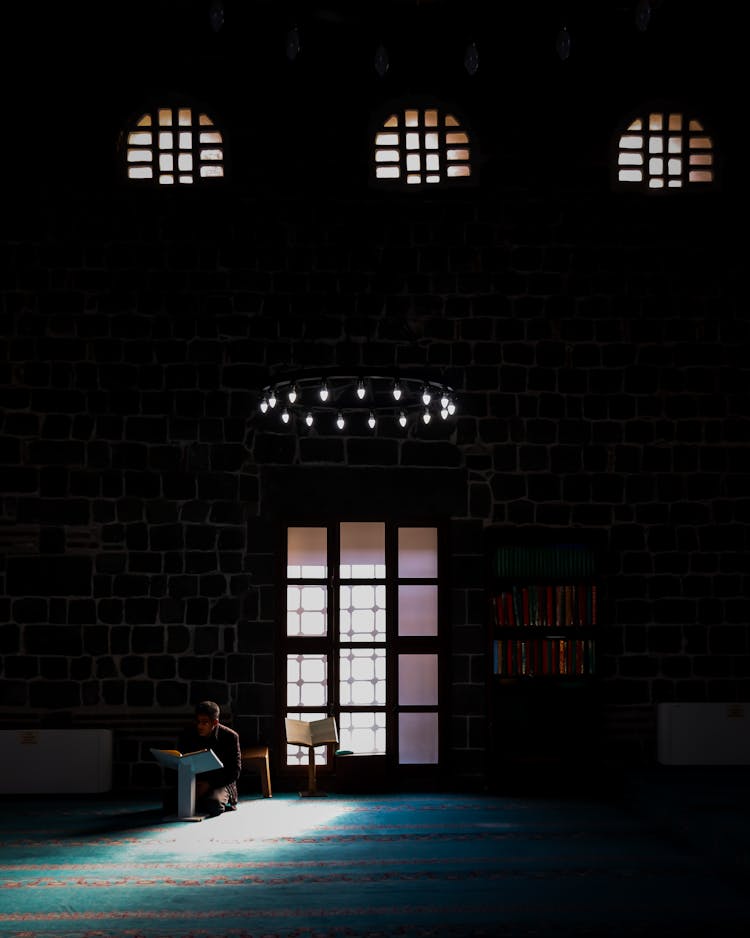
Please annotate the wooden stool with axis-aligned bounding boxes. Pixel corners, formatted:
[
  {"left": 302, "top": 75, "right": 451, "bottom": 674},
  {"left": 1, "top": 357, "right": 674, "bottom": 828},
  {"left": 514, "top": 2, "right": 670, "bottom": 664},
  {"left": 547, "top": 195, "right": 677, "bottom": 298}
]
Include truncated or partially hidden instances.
[{"left": 241, "top": 744, "right": 272, "bottom": 797}]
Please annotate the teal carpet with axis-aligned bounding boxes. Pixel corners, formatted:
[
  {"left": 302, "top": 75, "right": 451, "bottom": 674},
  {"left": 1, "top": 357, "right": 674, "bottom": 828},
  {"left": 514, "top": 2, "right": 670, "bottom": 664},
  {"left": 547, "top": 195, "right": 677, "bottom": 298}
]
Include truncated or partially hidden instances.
[{"left": 1, "top": 787, "right": 749, "bottom": 938}]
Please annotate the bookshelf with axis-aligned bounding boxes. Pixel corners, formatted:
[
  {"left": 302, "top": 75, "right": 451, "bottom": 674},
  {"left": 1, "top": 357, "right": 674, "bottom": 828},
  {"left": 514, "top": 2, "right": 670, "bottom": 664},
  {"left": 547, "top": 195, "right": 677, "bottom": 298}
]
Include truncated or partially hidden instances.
[{"left": 486, "top": 529, "right": 603, "bottom": 785}]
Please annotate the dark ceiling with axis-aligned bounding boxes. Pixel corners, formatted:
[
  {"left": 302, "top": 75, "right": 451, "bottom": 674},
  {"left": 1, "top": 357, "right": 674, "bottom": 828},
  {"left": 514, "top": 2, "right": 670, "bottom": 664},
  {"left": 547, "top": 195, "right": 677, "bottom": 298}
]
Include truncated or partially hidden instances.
[
  {"left": 3, "top": 0, "right": 742, "bottom": 198},
  {"left": 10, "top": 0, "right": 733, "bottom": 89}
]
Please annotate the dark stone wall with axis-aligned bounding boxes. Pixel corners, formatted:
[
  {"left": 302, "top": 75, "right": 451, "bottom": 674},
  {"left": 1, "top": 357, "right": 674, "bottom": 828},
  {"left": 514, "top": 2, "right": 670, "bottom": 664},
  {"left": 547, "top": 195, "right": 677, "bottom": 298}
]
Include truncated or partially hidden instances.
[
  {"left": 1, "top": 0, "right": 748, "bottom": 788},
  {"left": 2, "top": 184, "right": 748, "bottom": 786}
]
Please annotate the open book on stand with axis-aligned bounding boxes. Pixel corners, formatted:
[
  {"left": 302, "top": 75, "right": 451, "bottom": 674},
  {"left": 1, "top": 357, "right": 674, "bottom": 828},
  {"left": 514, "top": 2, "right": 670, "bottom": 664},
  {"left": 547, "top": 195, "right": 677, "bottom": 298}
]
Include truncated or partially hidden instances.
[
  {"left": 285, "top": 717, "right": 339, "bottom": 797},
  {"left": 285, "top": 716, "right": 339, "bottom": 748},
  {"left": 150, "top": 748, "right": 224, "bottom": 820}
]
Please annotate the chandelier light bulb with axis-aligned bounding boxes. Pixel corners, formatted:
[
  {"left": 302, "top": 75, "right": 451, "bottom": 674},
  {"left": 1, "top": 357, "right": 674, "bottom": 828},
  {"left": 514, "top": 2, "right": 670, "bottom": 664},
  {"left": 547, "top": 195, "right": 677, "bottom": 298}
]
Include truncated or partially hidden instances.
[
  {"left": 399, "top": 411, "right": 407, "bottom": 428},
  {"left": 422, "top": 386, "right": 432, "bottom": 405},
  {"left": 356, "top": 379, "right": 366, "bottom": 400},
  {"left": 447, "top": 401, "right": 456, "bottom": 415},
  {"left": 319, "top": 381, "right": 329, "bottom": 402},
  {"left": 305, "top": 412, "right": 313, "bottom": 427},
  {"left": 440, "top": 392, "right": 449, "bottom": 409},
  {"left": 441, "top": 407, "right": 449, "bottom": 420},
  {"left": 281, "top": 408, "right": 290, "bottom": 424},
  {"left": 336, "top": 412, "right": 345, "bottom": 430},
  {"left": 288, "top": 383, "right": 298, "bottom": 404},
  {"left": 368, "top": 411, "right": 376, "bottom": 430},
  {"left": 392, "top": 381, "right": 402, "bottom": 401},
  {"left": 260, "top": 398, "right": 269, "bottom": 414},
  {"left": 422, "top": 408, "right": 431, "bottom": 425},
  {"left": 268, "top": 390, "right": 277, "bottom": 409}
]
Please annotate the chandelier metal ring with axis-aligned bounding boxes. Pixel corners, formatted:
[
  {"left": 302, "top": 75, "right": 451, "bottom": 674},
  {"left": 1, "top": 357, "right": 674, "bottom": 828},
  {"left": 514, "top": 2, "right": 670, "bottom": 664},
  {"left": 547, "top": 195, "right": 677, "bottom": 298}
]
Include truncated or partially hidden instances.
[{"left": 257, "top": 373, "right": 458, "bottom": 431}]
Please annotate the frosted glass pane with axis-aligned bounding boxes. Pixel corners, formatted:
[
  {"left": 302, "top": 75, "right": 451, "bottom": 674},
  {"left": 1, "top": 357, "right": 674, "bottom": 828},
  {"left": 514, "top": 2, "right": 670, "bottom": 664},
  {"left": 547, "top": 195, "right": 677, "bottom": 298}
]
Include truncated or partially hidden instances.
[
  {"left": 398, "top": 527, "right": 437, "bottom": 577},
  {"left": 340, "top": 522, "right": 385, "bottom": 578},
  {"left": 340, "top": 647, "right": 386, "bottom": 706},
  {"left": 288, "top": 527, "right": 327, "bottom": 578},
  {"left": 399, "top": 712, "right": 438, "bottom": 764},
  {"left": 287, "top": 654, "right": 327, "bottom": 707},
  {"left": 339, "top": 584, "right": 386, "bottom": 641},
  {"left": 300, "top": 683, "right": 326, "bottom": 706},
  {"left": 398, "top": 653, "right": 438, "bottom": 705},
  {"left": 287, "top": 585, "right": 327, "bottom": 636},
  {"left": 398, "top": 585, "right": 437, "bottom": 636},
  {"left": 339, "top": 711, "right": 386, "bottom": 755}
]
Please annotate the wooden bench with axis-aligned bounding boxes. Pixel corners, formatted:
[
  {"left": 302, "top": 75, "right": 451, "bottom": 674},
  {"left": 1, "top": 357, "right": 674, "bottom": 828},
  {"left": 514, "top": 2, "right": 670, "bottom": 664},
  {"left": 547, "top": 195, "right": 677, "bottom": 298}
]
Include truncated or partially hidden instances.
[{"left": 241, "top": 744, "right": 272, "bottom": 797}]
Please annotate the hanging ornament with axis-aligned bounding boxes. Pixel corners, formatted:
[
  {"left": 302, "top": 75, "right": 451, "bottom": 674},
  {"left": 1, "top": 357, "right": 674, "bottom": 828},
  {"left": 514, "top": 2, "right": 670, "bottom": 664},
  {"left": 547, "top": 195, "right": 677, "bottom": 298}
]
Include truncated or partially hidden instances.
[
  {"left": 286, "top": 26, "right": 301, "bottom": 61},
  {"left": 374, "top": 43, "right": 390, "bottom": 78},
  {"left": 464, "top": 41, "right": 479, "bottom": 76},
  {"left": 208, "top": 0, "right": 224, "bottom": 33},
  {"left": 634, "top": 0, "right": 651, "bottom": 32},
  {"left": 555, "top": 26, "right": 571, "bottom": 61}
]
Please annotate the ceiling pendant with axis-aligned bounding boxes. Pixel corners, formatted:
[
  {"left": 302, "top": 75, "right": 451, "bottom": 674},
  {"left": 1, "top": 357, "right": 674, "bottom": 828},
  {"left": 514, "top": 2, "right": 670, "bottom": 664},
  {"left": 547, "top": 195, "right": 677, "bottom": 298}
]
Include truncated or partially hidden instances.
[
  {"left": 555, "top": 26, "right": 572, "bottom": 61},
  {"left": 208, "top": 0, "right": 224, "bottom": 33},
  {"left": 464, "top": 42, "right": 479, "bottom": 76},
  {"left": 374, "top": 44, "right": 390, "bottom": 78},
  {"left": 286, "top": 26, "right": 301, "bottom": 61}
]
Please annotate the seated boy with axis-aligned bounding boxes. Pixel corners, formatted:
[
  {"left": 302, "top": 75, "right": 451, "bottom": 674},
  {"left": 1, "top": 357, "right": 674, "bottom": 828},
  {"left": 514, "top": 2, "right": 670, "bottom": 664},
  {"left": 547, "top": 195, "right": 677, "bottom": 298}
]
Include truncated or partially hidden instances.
[{"left": 163, "top": 700, "right": 242, "bottom": 817}]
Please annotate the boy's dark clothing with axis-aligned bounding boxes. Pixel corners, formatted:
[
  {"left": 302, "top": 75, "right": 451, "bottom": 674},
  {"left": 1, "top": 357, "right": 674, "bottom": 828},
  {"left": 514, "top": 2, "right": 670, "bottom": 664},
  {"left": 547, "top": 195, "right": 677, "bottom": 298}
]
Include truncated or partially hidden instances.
[{"left": 165, "top": 721, "right": 242, "bottom": 816}]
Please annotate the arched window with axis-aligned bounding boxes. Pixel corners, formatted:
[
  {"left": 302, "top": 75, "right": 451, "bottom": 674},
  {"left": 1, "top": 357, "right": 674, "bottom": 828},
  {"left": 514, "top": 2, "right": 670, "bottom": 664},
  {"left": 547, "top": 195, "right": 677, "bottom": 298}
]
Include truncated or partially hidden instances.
[
  {"left": 122, "top": 105, "right": 225, "bottom": 186},
  {"left": 372, "top": 104, "right": 473, "bottom": 188},
  {"left": 614, "top": 109, "right": 715, "bottom": 191}
]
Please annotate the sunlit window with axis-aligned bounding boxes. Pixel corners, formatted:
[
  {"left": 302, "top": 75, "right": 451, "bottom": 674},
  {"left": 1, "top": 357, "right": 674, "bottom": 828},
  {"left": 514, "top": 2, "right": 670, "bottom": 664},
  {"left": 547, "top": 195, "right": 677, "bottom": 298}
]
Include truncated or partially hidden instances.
[
  {"left": 372, "top": 106, "right": 472, "bottom": 187},
  {"left": 615, "top": 110, "right": 715, "bottom": 191},
  {"left": 282, "top": 522, "right": 442, "bottom": 774},
  {"left": 122, "top": 106, "right": 225, "bottom": 186}
]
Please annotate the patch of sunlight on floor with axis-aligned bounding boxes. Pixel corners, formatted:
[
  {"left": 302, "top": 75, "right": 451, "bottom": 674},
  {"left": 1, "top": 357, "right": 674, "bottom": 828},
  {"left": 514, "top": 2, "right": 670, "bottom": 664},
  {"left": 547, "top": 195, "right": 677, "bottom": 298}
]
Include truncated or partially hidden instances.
[
  {"left": 236, "top": 795, "right": 354, "bottom": 837},
  {"left": 141, "top": 794, "right": 355, "bottom": 854}
]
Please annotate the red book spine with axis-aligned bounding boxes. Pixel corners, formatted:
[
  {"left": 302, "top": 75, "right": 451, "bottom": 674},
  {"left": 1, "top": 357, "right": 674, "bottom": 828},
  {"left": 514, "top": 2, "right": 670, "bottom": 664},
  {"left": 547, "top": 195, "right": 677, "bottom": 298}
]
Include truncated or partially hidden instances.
[
  {"left": 577, "top": 585, "right": 584, "bottom": 626},
  {"left": 547, "top": 585, "right": 553, "bottom": 628}
]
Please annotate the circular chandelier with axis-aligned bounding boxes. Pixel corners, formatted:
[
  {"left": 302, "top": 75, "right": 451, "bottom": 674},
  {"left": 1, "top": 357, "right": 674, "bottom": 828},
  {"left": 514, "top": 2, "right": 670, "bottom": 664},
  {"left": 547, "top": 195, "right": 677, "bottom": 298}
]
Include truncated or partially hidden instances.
[{"left": 257, "top": 372, "right": 457, "bottom": 432}]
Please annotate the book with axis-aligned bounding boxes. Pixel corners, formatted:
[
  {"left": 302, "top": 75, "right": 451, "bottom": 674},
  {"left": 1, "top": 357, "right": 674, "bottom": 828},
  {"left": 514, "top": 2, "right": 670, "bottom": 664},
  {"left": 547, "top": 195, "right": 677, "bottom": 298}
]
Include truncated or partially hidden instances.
[
  {"left": 157, "top": 748, "right": 205, "bottom": 758},
  {"left": 150, "top": 747, "right": 223, "bottom": 772},
  {"left": 284, "top": 716, "right": 339, "bottom": 748}
]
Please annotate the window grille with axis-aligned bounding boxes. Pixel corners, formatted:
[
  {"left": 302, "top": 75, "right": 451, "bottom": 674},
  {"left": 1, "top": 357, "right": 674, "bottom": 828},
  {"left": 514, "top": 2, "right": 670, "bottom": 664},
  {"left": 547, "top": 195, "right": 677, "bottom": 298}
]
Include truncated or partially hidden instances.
[
  {"left": 124, "top": 106, "right": 224, "bottom": 186},
  {"left": 373, "top": 107, "right": 471, "bottom": 186},
  {"left": 616, "top": 111, "right": 714, "bottom": 190}
]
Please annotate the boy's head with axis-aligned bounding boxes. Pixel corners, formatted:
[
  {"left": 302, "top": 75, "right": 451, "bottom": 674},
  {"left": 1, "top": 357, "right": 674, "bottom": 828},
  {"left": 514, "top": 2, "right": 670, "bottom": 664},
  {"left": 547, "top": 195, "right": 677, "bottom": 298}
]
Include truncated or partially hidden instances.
[{"left": 194, "top": 700, "right": 220, "bottom": 736}]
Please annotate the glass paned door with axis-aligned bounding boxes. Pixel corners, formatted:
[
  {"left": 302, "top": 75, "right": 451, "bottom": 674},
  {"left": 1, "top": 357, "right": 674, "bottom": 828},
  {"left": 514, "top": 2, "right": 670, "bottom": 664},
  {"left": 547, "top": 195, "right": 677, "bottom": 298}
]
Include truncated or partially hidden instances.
[{"left": 281, "top": 521, "right": 443, "bottom": 781}]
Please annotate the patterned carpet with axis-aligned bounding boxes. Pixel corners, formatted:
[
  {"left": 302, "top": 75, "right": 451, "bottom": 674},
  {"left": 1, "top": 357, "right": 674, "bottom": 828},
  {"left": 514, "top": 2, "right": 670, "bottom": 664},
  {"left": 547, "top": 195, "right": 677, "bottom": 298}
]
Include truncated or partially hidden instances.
[{"left": 1, "top": 789, "right": 749, "bottom": 938}]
